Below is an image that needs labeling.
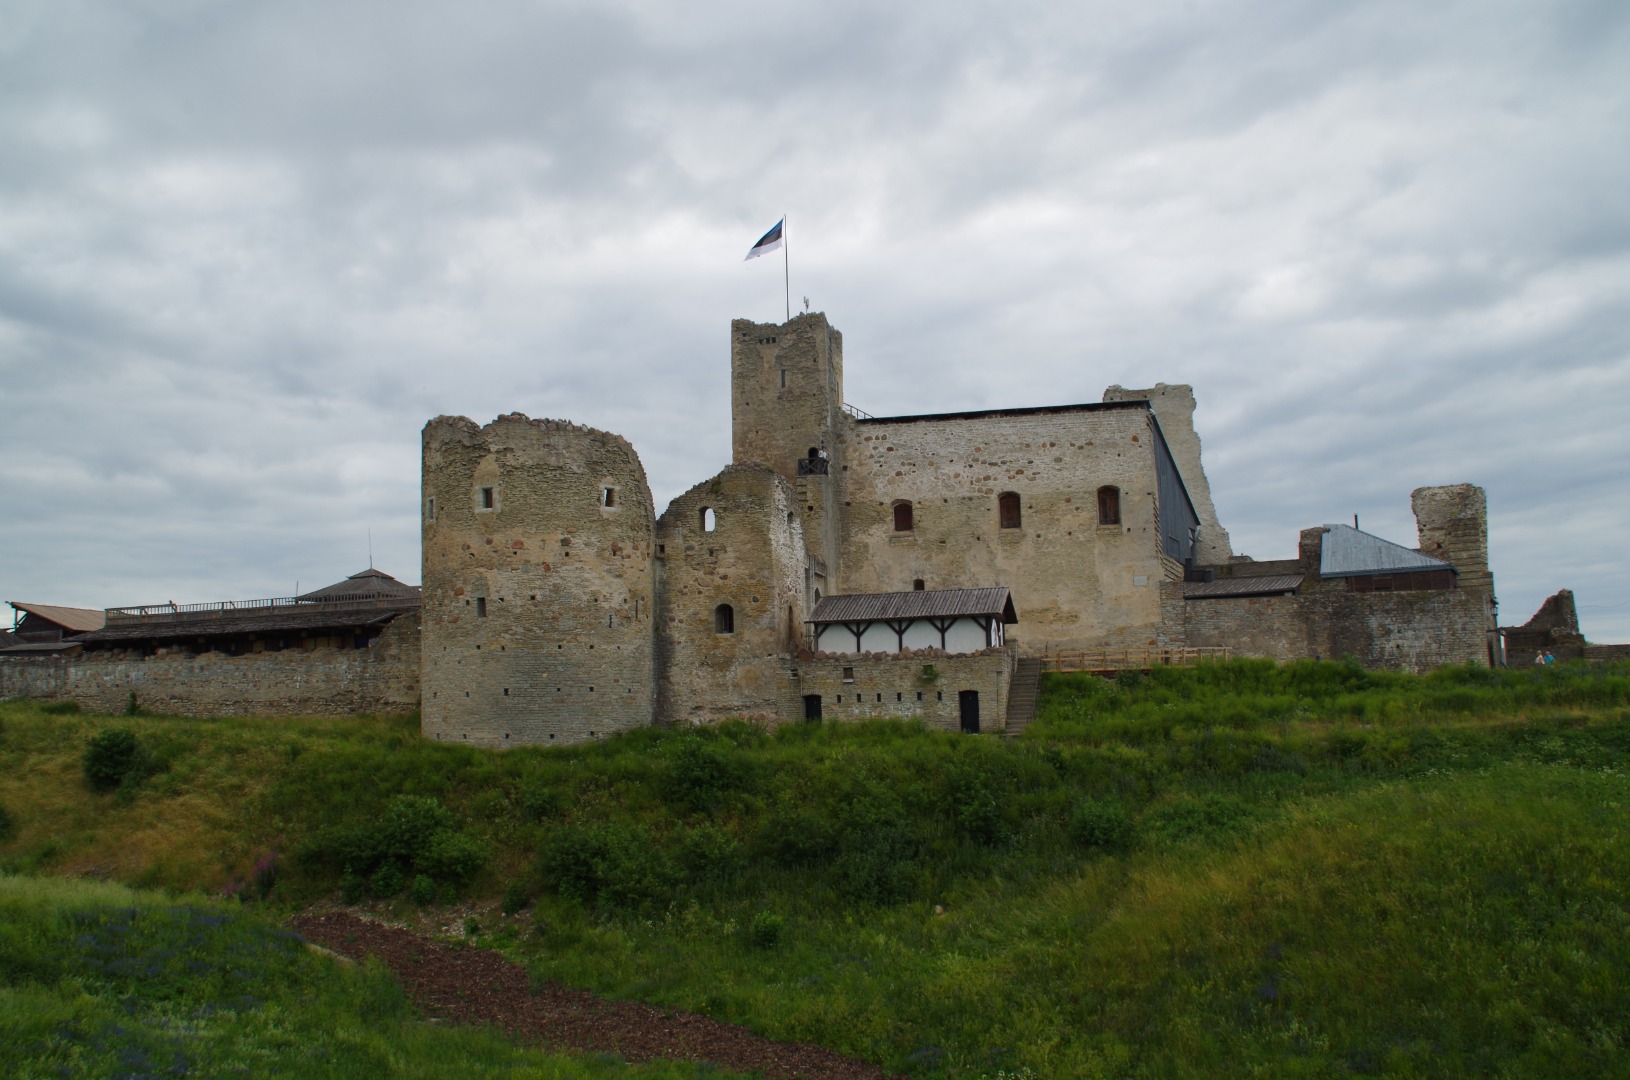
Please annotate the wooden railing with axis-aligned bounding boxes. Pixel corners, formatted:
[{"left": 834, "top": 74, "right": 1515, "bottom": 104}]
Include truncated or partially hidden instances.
[
  {"left": 105, "top": 594, "right": 419, "bottom": 626},
  {"left": 1035, "top": 646, "right": 1232, "bottom": 673}
]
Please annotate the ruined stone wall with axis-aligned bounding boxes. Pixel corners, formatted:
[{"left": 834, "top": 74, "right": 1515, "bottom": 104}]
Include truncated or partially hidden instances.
[
  {"left": 835, "top": 404, "right": 1169, "bottom": 651},
  {"left": 655, "top": 464, "right": 807, "bottom": 726},
  {"left": 793, "top": 648, "right": 1014, "bottom": 733},
  {"left": 1502, "top": 589, "right": 1586, "bottom": 666},
  {"left": 0, "top": 617, "right": 420, "bottom": 716},
  {"left": 420, "top": 414, "right": 655, "bottom": 748},
  {"left": 1102, "top": 383, "right": 1232, "bottom": 564},
  {"left": 1412, "top": 484, "right": 1492, "bottom": 590},
  {"left": 1161, "top": 580, "right": 1491, "bottom": 672}
]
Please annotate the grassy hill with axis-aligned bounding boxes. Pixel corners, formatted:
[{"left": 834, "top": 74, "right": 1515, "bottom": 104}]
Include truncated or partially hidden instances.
[{"left": 2, "top": 659, "right": 1628, "bottom": 1078}]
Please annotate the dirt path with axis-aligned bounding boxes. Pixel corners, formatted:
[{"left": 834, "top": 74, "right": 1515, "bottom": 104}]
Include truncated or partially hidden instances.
[{"left": 289, "top": 912, "right": 901, "bottom": 1080}]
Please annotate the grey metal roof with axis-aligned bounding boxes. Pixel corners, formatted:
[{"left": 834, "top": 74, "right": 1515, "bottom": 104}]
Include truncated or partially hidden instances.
[
  {"left": 810, "top": 588, "right": 1017, "bottom": 625},
  {"left": 1319, "top": 524, "right": 1454, "bottom": 578},
  {"left": 80, "top": 605, "right": 412, "bottom": 644},
  {"left": 0, "top": 640, "right": 85, "bottom": 655},
  {"left": 1183, "top": 574, "right": 1304, "bottom": 600}
]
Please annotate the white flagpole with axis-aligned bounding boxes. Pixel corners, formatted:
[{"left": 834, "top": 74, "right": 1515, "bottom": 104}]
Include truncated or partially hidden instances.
[{"left": 783, "top": 213, "right": 790, "bottom": 323}]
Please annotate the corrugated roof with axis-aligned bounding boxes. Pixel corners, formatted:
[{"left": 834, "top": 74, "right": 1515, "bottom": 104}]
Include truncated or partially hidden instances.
[
  {"left": 1183, "top": 574, "right": 1304, "bottom": 600},
  {"left": 1319, "top": 524, "right": 1454, "bottom": 578},
  {"left": 8, "top": 603, "right": 105, "bottom": 633},
  {"left": 810, "top": 588, "right": 1016, "bottom": 624},
  {"left": 297, "top": 568, "right": 420, "bottom": 602}
]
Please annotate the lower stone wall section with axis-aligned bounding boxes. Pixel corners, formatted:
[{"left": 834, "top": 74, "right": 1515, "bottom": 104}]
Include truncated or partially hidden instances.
[
  {"left": 1162, "top": 582, "right": 1494, "bottom": 673},
  {"left": 791, "top": 649, "right": 1014, "bottom": 734},
  {"left": 0, "top": 618, "right": 421, "bottom": 717}
]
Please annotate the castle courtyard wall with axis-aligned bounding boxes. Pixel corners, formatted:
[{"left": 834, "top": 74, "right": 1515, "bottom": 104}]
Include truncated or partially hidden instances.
[
  {"left": 0, "top": 617, "right": 420, "bottom": 716},
  {"left": 792, "top": 648, "right": 1014, "bottom": 733}
]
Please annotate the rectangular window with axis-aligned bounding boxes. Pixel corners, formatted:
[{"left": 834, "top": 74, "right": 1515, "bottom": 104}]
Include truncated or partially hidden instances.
[
  {"left": 476, "top": 597, "right": 487, "bottom": 618},
  {"left": 603, "top": 487, "right": 617, "bottom": 508},
  {"left": 842, "top": 666, "right": 855, "bottom": 682},
  {"left": 426, "top": 496, "right": 436, "bottom": 521},
  {"left": 479, "top": 487, "right": 495, "bottom": 510}
]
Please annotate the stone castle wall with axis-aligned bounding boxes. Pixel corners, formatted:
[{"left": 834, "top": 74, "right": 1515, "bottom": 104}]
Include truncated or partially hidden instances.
[
  {"left": 655, "top": 464, "right": 809, "bottom": 726},
  {"left": 420, "top": 414, "right": 656, "bottom": 747},
  {"left": 794, "top": 648, "right": 1014, "bottom": 734},
  {"left": 836, "top": 404, "right": 1171, "bottom": 650},
  {"left": 0, "top": 617, "right": 420, "bottom": 716},
  {"left": 1102, "top": 382, "right": 1232, "bottom": 564}
]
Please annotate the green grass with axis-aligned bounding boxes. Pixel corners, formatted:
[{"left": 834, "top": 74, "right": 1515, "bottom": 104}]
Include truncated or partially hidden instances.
[
  {"left": 0, "top": 873, "right": 746, "bottom": 1079},
  {"left": 3, "top": 659, "right": 1630, "bottom": 1077}
]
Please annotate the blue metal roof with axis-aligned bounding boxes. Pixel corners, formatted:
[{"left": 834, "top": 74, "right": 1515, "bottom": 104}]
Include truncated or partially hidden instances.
[{"left": 1319, "top": 524, "right": 1454, "bottom": 578}]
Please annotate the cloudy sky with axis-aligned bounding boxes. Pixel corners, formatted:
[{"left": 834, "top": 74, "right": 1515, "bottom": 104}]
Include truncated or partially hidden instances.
[{"left": 4, "top": 0, "right": 1628, "bottom": 644}]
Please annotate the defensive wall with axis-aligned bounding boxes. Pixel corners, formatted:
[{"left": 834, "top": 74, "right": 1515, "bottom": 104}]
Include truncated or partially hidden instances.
[
  {"left": 793, "top": 648, "right": 1014, "bottom": 733},
  {"left": 0, "top": 617, "right": 420, "bottom": 716}
]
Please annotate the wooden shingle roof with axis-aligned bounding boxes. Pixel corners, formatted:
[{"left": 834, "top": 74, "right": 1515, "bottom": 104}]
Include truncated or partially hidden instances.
[
  {"left": 7, "top": 602, "right": 106, "bottom": 634},
  {"left": 809, "top": 588, "right": 1016, "bottom": 625}
]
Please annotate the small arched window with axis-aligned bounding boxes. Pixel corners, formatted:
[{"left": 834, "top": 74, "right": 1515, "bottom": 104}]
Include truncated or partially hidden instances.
[
  {"left": 714, "top": 604, "right": 734, "bottom": 634},
  {"left": 701, "top": 507, "right": 716, "bottom": 532},
  {"left": 998, "top": 492, "right": 1021, "bottom": 529},
  {"left": 913, "top": 578, "right": 925, "bottom": 591},
  {"left": 1097, "top": 485, "right": 1121, "bottom": 526},
  {"left": 893, "top": 501, "right": 913, "bottom": 532}
]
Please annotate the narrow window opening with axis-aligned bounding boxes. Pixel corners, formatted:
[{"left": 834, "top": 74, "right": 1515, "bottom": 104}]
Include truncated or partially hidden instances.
[
  {"left": 475, "top": 597, "right": 487, "bottom": 618},
  {"left": 842, "top": 666, "right": 855, "bottom": 682},
  {"left": 602, "top": 486, "right": 617, "bottom": 508},
  {"left": 426, "top": 496, "right": 436, "bottom": 521},
  {"left": 999, "top": 491, "right": 1022, "bottom": 529},
  {"left": 913, "top": 578, "right": 925, "bottom": 591},
  {"left": 701, "top": 507, "right": 716, "bottom": 532},
  {"left": 1098, "top": 486, "right": 1121, "bottom": 526},
  {"left": 479, "top": 486, "right": 494, "bottom": 509},
  {"left": 714, "top": 604, "right": 735, "bottom": 634},
  {"left": 780, "top": 369, "right": 787, "bottom": 388},
  {"left": 893, "top": 501, "right": 913, "bottom": 532}
]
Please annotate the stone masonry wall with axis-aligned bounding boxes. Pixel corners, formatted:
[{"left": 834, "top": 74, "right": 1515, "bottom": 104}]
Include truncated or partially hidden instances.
[
  {"left": 793, "top": 648, "right": 1014, "bottom": 734},
  {"left": 836, "top": 404, "right": 1169, "bottom": 651},
  {"left": 655, "top": 464, "right": 809, "bottom": 726},
  {"left": 420, "top": 414, "right": 656, "bottom": 748},
  {"left": 1102, "top": 383, "right": 1233, "bottom": 564},
  {"left": 0, "top": 617, "right": 420, "bottom": 716}
]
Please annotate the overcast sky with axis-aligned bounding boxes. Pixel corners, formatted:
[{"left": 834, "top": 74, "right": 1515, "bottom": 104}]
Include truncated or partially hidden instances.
[{"left": 3, "top": 0, "right": 1628, "bottom": 644}]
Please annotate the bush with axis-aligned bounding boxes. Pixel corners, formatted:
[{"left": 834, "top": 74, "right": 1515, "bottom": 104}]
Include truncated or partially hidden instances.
[
  {"left": 520, "top": 783, "right": 563, "bottom": 822},
  {"left": 369, "top": 863, "right": 405, "bottom": 898},
  {"left": 410, "top": 874, "right": 437, "bottom": 906},
  {"left": 1069, "top": 798, "right": 1135, "bottom": 853},
  {"left": 746, "top": 910, "right": 784, "bottom": 949},
  {"left": 419, "top": 830, "right": 488, "bottom": 887},
  {"left": 678, "top": 824, "right": 744, "bottom": 886},
  {"left": 539, "top": 822, "right": 676, "bottom": 910},
  {"left": 39, "top": 700, "right": 80, "bottom": 715},
  {"left": 82, "top": 728, "right": 147, "bottom": 793},
  {"left": 0, "top": 803, "right": 14, "bottom": 843},
  {"left": 1144, "top": 794, "right": 1258, "bottom": 847},
  {"left": 340, "top": 872, "right": 366, "bottom": 904},
  {"left": 666, "top": 736, "right": 750, "bottom": 813},
  {"left": 501, "top": 881, "right": 531, "bottom": 915}
]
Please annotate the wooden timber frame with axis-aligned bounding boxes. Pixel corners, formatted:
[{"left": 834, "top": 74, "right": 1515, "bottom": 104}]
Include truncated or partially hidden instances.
[{"left": 1037, "top": 646, "right": 1232, "bottom": 675}]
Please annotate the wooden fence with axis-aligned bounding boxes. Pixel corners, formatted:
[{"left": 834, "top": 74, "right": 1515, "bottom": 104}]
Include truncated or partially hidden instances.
[{"left": 1036, "top": 646, "right": 1232, "bottom": 673}]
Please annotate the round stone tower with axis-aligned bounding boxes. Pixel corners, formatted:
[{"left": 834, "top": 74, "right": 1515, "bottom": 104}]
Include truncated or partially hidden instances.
[{"left": 421, "top": 413, "right": 656, "bottom": 747}]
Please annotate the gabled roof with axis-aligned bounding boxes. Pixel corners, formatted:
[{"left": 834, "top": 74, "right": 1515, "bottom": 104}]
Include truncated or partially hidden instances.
[
  {"left": 8, "top": 602, "right": 105, "bottom": 634},
  {"left": 1319, "top": 524, "right": 1455, "bottom": 578},
  {"left": 297, "top": 568, "right": 420, "bottom": 602},
  {"left": 810, "top": 588, "right": 1017, "bottom": 625},
  {"left": 80, "top": 606, "right": 409, "bottom": 644}
]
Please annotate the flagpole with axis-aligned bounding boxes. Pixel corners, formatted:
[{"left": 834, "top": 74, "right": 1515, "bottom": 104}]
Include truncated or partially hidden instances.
[{"left": 783, "top": 212, "right": 790, "bottom": 323}]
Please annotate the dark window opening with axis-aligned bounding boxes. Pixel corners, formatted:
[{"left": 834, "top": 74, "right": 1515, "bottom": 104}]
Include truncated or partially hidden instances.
[
  {"left": 479, "top": 486, "right": 494, "bottom": 509},
  {"left": 714, "top": 604, "right": 735, "bottom": 633},
  {"left": 842, "top": 666, "right": 855, "bottom": 682},
  {"left": 426, "top": 497, "right": 436, "bottom": 521},
  {"left": 913, "top": 578, "right": 925, "bottom": 591},
  {"left": 999, "top": 491, "right": 1022, "bottom": 529},
  {"left": 893, "top": 501, "right": 913, "bottom": 532},
  {"left": 602, "top": 486, "right": 617, "bottom": 507},
  {"left": 1097, "top": 486, "right": 1121, "bottom": 526},
  {"left": 803, "top": 694, "right": 822, "bottom": 721},
  {"left": 475, "top": 597, "right": 487, "bottom": 618}
]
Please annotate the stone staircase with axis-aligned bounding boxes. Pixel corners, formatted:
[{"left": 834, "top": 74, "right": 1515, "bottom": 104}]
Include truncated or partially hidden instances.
[{"left": 1004, "top": 657, "right": 1044, "bottom": 737}]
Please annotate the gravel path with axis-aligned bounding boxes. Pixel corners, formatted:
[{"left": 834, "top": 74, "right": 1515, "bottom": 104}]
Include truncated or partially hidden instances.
[{"left": 289, "top": 912, "right": 901, "bottom": 1080}]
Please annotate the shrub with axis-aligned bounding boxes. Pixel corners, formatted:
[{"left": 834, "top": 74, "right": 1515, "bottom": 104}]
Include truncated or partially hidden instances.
[
  {"left": 410, "top": 874, "right": 437, "bottom": 906},
  {"left": 340, "top": 872, "right": 366, "bottom": 904},
  {"left": 747, "top": 910, "right": 784, "bottom": 949},
  {"left": 83, "top": 728, "right": 146, "bottom": 793},
  {"left": 520, "top": 783, "right": 563, "bottom": 822},
  {"left": 501, "top": 881, "right": 531, "bottom": 915},
  {"left": 0, "top": 803, "right": 14, "bottom": 843},
  {"left": 678, "top": 824, "right": 744, "bottom": 886},
  {"left": 419, "top": 830, "right": 488, "bottom": 887},
  {"left": 539, "top": 821, "right": 676, "bottom": 910},
  {"left": 1144, "top": 793, "right": 1258, "bottom": 847},
  {"left": 949, "top": 762, "right": 1006, "bottom": 846},
  {"left": 39, "top": 700, "right": 80, "bottom": 715},
  {"left": 369, "top": 862, "right": 404, "bottom": 898},
  {"left": 1069, "top": 797, "right": 1135, "bottom": 853},
  {"left": 666, "top": 736, "right": 749, "bottom": 813},
  {"left": 830, "top": 785, "right": 919, "bottom": 904}
]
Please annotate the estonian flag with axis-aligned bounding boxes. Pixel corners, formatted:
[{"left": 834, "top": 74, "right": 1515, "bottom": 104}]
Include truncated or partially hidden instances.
[{"left": 744, "top": 219, "right": 784, "bottom": 261}]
